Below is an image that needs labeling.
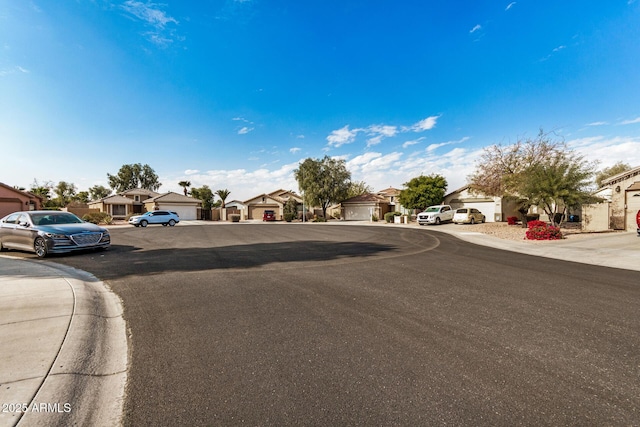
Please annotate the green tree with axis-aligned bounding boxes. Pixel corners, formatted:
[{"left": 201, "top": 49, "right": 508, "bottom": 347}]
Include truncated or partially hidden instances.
[
  {"left": 178, "top": 180, "right": 191, "bottom": 196},
  {"left": 191, "top": 185, "right": 215, "bottom": 210},
  {"left": 346, "top": 181, "right": 373, "bottom": 199},
  {"left": 30, "top": 180, "right": 53, "bottom": 206},
  {"left": 294, "top": 156, "right": 351, "bottom": 219},
  {"left": 283, "top": 197, "right": 298, "bottom": 222},
  {"left": 53, "top": 181, "right": 77, "bottom": 207},
  {"left": 74, "top": 191, "right": 90, "bottom": 204},
  {"left": 469, "top": 130, "right": 597, "bottom": 226},
  {"left": 398, "top": 174, "right": 448, "bottom": 210},
  {"left": 88, "top": 185, "right": 111, "bottom": 201},
  {"left": 215, "top": 189, "right": 231, "bottom": 208},
  {"left": 107, "top": 163, "right": 161, "bottom": 192},
  {"left": 595, "top": 161, "right": 631, "bottom": 188},
  {"left": 519, "top": 152, "right": 597, "bottom": 226}
]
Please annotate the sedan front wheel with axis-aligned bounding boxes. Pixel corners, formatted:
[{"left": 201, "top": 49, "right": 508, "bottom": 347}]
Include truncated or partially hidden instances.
[
  {"left": 34, "top": 237, "right": 48, "bottom": 258},
  {"left": 140, "top": 220, "right": 148, "bottom": 227}
]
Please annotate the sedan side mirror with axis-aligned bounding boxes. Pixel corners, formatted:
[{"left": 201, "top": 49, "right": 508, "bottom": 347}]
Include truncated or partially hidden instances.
[{"left": 18, "top": 221, "right": 30, "bottom": 227}]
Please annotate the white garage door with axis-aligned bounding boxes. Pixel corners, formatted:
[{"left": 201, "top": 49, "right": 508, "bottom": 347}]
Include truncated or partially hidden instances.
[
  {"left": 345, "top": 205, "right": 372, "bottom": 221},
  {"left": 159, "top": 205, "right": 197, "bottom": 220},
  {"left": 626, "top": 191, "right": 640, "bottom": 231},
  {"left": 459, "top": 202, "right": 496, "bottom": 222}
]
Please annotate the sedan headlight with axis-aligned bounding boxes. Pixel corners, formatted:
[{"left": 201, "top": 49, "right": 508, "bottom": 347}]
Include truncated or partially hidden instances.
[{"left": 45, "top": 232, "right": 69, "bottom": 239}]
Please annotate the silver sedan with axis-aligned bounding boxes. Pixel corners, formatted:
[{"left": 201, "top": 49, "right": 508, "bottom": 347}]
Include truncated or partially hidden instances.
[{"left": 0, "top": 211, "right": 110, "bottom": 258}]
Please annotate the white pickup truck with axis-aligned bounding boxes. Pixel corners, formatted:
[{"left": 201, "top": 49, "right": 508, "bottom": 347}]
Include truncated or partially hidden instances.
[{"left": 417, "top": 205, "right": 454, "bottom": 225}]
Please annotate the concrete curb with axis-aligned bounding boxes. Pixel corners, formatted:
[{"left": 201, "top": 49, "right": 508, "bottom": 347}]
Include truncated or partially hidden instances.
[{"left": 0, "top": 257, "right": 128, "bottom": 427}]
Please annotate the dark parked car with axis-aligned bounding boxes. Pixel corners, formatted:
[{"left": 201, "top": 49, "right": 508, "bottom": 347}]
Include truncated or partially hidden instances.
[
  {"left": 263, "top": 210, "right": 276, "bottom": 221},
  {"left": 0, "top": 211, "right": 110, "bottom": 258},
  {"left": 128, "top": 210, "right": 180, "bottom": 227}
]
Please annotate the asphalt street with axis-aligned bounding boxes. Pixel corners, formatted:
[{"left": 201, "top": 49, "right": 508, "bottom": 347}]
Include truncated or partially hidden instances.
[{"left": 30, "top": 224, "right": 640, "bottom": 426}]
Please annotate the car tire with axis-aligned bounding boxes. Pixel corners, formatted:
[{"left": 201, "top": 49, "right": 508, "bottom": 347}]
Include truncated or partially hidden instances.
[
  {"left": 435, "top": 217, "right": 441, "bottom": 225},
  {"left": 140, "top": 220, "right": 148, "bottom": 227},
  {"left": 0, "top": 241, "right": 6, "bottom": 252},
  {"left": 470, "top": 218, "right": 475, "bottom": 224},
  {"left": 34, "top": 237, "right": 48, "bottom": 258},
  {"left": 168, "top": 219, "right": 176, "bottom": 226}
]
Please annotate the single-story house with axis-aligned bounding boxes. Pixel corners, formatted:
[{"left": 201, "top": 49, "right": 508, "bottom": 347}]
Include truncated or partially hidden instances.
[
  {"left": 0, "top": 182, "right": 43, "bottom": 218},
  {"left": 443, "top": 185, "right": 520, "bottom": 223},
  {"left": 243, "top": 189, "right": 303, "bottom": 220},
  {"left": 88, "top": 188, "right": 161, "bottom": 219},
  {"left": 341, "top": 193, "right": 391, "bottom": 221},
  {"left": 88, "top": 194, "right": 136, "bottom": 219},
  {"left": 592, "top": 165, "right": 640, "bottom": 231},
  {"left": 121, "top": 188, "right": 161, "bottom": 213},
  {"left": 144, "top": 192, "right": 201, "bottom": 220}
]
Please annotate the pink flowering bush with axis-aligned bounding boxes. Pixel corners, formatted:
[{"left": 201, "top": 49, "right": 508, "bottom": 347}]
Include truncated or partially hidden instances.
[
  {"left": 507, "top": 216, "right": 519, "bottom": 225},
  {"left": 526, "top": 220, "right": 563, "bottom": 240}
]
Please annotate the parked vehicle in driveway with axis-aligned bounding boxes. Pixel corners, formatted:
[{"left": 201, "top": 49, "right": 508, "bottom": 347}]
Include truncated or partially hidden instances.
[
  {"left": 636, "top": 209, "right": 640, "bottom": 237},
  {"left": 263, "top": 210, "right": 276, "bottom": 221},
  {"left": 453, "top": 208, "right": 486, "bottom": 224},
  {"left": 417, "top": 205, "right": 454, "bottom": 225},
  {"left": 0, "top": 211, "right": 110, "bottom": 258},
  {"left": 128, "top": 210, "right": 180, "bottom": 227}
]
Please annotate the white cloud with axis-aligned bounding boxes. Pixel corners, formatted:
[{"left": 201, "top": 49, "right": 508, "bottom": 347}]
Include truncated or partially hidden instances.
[
  {"left": 238, "top": 126, "right": 254, "bottom": 135},
  {"left": 569, "top": 136, "right": 640, "bottom": 168},
  {"left": 167, "top": 162, "right": 301, "bottom": 201},
  {"left": 120, "top": 1, "right": 180, "bottom": 46},
  {"left": 620, "top": 116, "right": 640, "bottom": 125},
  {"left": 505, "top": 2, "right": 516, "bottom": 11},
  {"left": 402, "top": 137, "right": 425, "bottom": 149},
  {"left": 121, "top": 1, "right": 178, "bottom": 28},
  {"left": 184, "top": 169, "right": 200, "bottom": 175},
  {"left": 0, "top": 65, "right": 30, "bottom": 77},
  {"left": 411, "top": 115, "right": 440, "bottom": 132},
  {"left": 327, "top": 125, "right": 359, "bottom": 147},
  {"left": 426, "top": 136, "right": 470, "bottom": 152},
  {"left": 365, "top": 125, "right": 398, "bottom": 147},
  {"left": 289, "top": 147, "right": 301, "bottom": 154},
  {"left": 586, "top": 121, "right": 608, "bottom": 126},
  {"left": 470, "top": 24, "right": 482, "bottom": 34}
]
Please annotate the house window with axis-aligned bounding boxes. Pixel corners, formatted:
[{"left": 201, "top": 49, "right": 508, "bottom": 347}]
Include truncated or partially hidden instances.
[
  {"left": 135, "top": 195, "right": 140, "bottom": 202},
  {"left": 112, "top": 205, "right": 126, "bottom": 216}
]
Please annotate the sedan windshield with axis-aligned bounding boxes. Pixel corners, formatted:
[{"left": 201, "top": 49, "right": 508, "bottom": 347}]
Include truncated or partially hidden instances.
[{"left": 30, "top": 213, "right": 84, "bottom": 225}]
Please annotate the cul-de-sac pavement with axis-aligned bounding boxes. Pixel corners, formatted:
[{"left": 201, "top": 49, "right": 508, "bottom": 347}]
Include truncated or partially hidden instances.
[{"left": 2, "top": 222, "right": 640, "bottom": 426}]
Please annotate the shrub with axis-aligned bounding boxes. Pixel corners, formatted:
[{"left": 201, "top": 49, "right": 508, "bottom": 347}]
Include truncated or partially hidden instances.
[
  {"left": 384, "top": 212, "right": 401, "bottom": 223},
  {"left": 313, "top": 216, "right": 327, "bottom": 222},
  {"left": 371, "top": 214, "right": 379, "bottom": 222},
  {"left": 229, "top": 214, "right": 240, "bottom": 222},
  {"left": 526, "top": 219, "right": 547, "bottom": 229},
  {"left": 526, "top": 222, "right": 563, "bottom": 240},
  {"left": 82, "top": 212, "right": 112, "bottom": 225},
  {"left": 507, "top": 216, "right": 519, "bottom": 225},
  {"left": 284, "top": 212, "right": 296, "bottom": 222}
]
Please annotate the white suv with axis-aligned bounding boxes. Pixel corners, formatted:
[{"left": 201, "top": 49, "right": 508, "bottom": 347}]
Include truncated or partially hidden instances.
[
  {"left": 128, "top": 210, "right": 180, "bottom": 227},
  {"left": 417, "top": 205, "right": 454, "bottom": 225}
]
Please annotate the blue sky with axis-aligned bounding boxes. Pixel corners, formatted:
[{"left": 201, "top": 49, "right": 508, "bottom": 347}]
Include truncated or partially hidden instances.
[{"left": 2, "top": 1, "right": 640, "bottom": 201}]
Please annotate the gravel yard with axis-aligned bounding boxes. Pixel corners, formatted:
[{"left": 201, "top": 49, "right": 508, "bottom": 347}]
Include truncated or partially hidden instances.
[{"left": 451, "top": 221, "right": 619, "bottom": 242}]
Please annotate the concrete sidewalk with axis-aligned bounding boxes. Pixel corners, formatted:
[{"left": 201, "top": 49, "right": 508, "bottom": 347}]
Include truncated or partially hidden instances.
[{"left": 0, "top": 257, "right": 127, "bottom": 427}]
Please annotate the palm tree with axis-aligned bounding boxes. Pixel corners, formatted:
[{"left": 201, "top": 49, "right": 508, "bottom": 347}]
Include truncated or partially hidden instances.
[
  {"left": 215, "top": 189, "right": 231, "bottom": 208},
  {"left": 178, "top": 181, "right": 191, "bottom": 196}
]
